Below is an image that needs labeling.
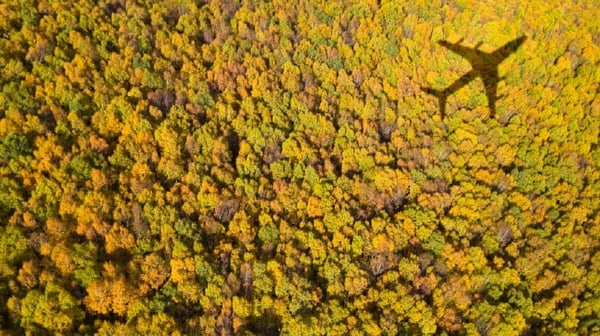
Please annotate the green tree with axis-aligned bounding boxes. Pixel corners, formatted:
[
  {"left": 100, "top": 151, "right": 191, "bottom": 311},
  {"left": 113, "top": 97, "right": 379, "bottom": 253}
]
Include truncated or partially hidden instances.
[{"left": 19, "top": 282, "right": 84, "bottom": 334}]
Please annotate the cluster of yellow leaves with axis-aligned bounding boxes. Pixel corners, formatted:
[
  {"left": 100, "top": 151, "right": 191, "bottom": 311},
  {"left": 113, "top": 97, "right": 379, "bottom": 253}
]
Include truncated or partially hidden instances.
[{"left": 0, "top": 0, "right": 598, "bottom": 335}]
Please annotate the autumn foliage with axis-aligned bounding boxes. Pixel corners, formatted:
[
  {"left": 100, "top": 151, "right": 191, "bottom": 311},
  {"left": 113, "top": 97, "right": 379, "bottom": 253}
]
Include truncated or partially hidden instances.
[{"left": 0, "top": 0, "right": 599, "bottom": 335}]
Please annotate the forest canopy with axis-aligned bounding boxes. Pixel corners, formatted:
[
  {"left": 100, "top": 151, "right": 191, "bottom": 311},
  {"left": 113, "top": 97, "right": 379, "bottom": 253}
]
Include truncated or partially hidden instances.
[{"left": 0, "top": 0, "right": 599, "bottom": 335}]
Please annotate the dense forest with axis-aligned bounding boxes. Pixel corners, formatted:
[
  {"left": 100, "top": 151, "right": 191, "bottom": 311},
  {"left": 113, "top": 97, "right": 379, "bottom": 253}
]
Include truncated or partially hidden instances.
[{"left": 0, "top": 0, "right": 599, "bottom": 335}]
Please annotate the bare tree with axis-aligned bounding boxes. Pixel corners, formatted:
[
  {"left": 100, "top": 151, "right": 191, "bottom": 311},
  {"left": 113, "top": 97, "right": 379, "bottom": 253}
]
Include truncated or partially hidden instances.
[
  {"left": 240, "top": 262, "right": 253, "bottom": 296},
  {"left": 214, "top": 199, "right": 239, "bottom": 224}
]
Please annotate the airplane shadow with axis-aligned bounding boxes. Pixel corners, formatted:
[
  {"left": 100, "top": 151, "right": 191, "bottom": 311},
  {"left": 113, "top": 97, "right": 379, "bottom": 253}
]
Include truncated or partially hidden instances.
[{"left": 422, "top": 35, "right": 527, "bottom": 119}]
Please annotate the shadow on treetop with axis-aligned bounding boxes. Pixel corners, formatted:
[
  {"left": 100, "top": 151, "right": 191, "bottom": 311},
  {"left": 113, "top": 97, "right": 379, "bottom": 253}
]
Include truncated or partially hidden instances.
[{"left": 422, "top": 35, "right": 527, "bottom": 119}]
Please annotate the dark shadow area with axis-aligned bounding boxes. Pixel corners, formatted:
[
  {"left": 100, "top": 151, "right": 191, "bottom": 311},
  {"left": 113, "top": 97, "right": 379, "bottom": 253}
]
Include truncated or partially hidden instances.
[
  {"left": 422, "top": 35, "right": 527, "bottom": 118},
  {"left": 246, "top": 310, "right": 282, "bottom": 336}
]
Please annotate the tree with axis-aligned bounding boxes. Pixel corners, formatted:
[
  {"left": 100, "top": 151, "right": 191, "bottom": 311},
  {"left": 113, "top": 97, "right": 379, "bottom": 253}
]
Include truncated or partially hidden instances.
[
  {"left": 19, "top": 282, "right": 84, "bottom": 334},
  {"left": 84, "top": 263, "right": 138, "bottom": 316},
  {"left": 140, "top": 253, "right": 169, "bottom": 293},
  {"left": 0, "top": 0, "right": 598, "bottom": 334},
  {"left": 0, "top": 178, "right": 24, "bottom": 219},
  {"left": 0, "top": 226, "right": 30, "bottom": 278}
]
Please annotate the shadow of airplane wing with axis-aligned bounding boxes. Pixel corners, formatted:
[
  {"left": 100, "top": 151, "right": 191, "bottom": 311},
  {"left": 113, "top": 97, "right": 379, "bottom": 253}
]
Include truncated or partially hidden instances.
[
  {"left": 422, "top": 69, "right": 477, "bottom": 118},
  {"left": 491, "top": 36, "right": 527, "bottom": 61},
  {"left": 438, "top": 40, "right": 480, "bottom": 64},
  {"left": 485, "top": 36, "right": 526, "bottom": 115}
]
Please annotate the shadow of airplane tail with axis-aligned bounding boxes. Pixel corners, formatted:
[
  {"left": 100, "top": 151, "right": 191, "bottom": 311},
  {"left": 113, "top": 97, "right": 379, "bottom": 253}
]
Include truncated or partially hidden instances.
[{"left": 421, "top": 87, "right": 447, "bottom": 118}]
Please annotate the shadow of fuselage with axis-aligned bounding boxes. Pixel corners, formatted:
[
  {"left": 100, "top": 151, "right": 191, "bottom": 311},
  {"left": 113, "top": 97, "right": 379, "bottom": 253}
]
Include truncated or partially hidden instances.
[{"left": 422, "top": 36, "right": 527, "bottom": 118}]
